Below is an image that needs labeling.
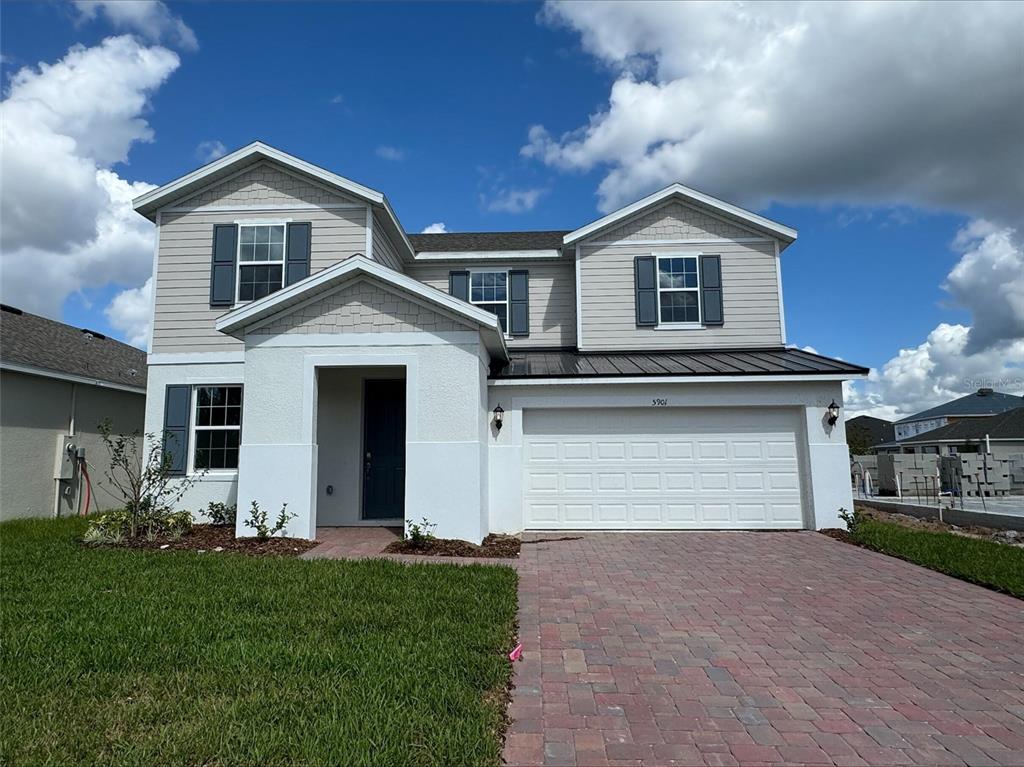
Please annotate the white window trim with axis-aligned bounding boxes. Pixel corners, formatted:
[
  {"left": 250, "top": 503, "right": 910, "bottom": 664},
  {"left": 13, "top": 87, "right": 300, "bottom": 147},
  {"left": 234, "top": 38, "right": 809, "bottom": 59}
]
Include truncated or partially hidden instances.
[
  {"left": 469, "top": 268, "right": 512, "bottom": 339},
  {"left": 187, "top": 384, "right": 243, "bottom": 476},
  {"left": 234, "top": 221, "right": 288, "bottom": 306},
  {"left": 654, "top": 252, "right": 702, "bottom": 330}
]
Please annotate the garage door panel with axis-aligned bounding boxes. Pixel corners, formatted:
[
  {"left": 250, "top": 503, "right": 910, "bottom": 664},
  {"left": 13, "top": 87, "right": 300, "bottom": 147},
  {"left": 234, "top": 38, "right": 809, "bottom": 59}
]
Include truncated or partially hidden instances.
[{"left": 523, "top": 408, "right": 804, "bottom": 530}]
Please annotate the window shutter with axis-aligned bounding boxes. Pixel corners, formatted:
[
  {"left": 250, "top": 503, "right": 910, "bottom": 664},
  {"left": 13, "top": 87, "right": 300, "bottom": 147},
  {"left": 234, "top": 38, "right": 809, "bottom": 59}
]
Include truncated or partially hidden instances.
[
  {"left": 449, "top": 271, "right": 470, "bottom": 301},
  {"left": 634, "top": 256, "right": 657, "bottom": 327},
  {"left": 163, "top": 385, "right": 191, "bottom": 476},
  {"left": 285, "top": 222, "right": 311, "bottom": 286},
  {"left": 509, "top": 270, "right": 529, "bottom": 336},
  {"left": 700, "top": 255, "right": 723, "bottom": 325},
  {"left": 209, "top": 224, "right": 237, "bottom": 307}
]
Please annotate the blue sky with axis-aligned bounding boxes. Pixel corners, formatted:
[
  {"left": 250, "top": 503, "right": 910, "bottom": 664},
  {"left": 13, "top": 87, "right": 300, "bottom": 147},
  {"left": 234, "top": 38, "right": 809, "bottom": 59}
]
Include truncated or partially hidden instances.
[{"left": 2, "top": 2, "right": 1020, "bottom": 418}]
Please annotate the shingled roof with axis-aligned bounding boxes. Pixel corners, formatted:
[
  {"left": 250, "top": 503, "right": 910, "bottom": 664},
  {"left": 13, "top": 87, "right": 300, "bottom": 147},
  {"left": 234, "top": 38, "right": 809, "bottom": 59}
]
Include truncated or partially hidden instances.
[
  {"left": 897, "top": 406, "right": 1024, "bottom": 444},
  {"left": 896, "top": 388, "right": 1023, "bottom": 424},
  {"left": 0, "top": 305, "right": 146, "bottom": 391},
  {"left": 407, "top": 230, "right": 570, "bottom": 253}
]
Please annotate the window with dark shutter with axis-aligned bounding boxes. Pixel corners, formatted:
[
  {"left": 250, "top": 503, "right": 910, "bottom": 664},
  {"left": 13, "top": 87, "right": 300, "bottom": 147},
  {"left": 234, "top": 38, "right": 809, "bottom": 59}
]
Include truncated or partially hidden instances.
[
  {"left": 509, "top": 270, "right": 530, "bottom": 336},
  {"left": 634, "top": 256, "right": 657, "bottom": 326},
  {"left": 285, "top": 222, "right": 311, "bottom": 285},
  {"left": 449, "top": 271, "right": 470, "bottom": 301},
  {"left": 163, "top": 385, "right": 191, "bottom": 476},
  {"left": 209, "top": 225, "right": 237, "bottom": 307},
  {"left": 700, "top": 255, "right": 723, "bottom": 325}
]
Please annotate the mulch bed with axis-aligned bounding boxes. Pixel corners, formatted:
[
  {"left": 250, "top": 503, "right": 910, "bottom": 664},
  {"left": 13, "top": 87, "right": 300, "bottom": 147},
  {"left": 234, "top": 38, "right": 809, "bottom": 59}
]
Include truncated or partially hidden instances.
[
  {"left": 94, "top": 525, "right": 318, "bottom": 558},
  {"left": 383, "top": 534, "right": 520, "bottom": 558},
  {"left": 820, "top": 528, "right": 861, "bottom": 546}
]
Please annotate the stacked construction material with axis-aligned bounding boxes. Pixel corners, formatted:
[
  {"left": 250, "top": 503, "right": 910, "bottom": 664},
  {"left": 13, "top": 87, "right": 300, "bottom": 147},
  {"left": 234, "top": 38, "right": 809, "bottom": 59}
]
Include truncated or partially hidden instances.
[
  {"left": 876, "top": 454, "right": 941, "bottom": 497},
  {"left": 958, "top": 453, "right": 1012, "bottom": 496},
  {"left": 1010, "top": 454, "right": 1024, "bottom": 494}
]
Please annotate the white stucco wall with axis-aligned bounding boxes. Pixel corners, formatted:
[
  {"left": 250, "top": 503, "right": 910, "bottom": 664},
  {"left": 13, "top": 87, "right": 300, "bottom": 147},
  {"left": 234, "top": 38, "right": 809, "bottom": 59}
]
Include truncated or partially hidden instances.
[
  {"left": 233, "top": 334, "right": 490, "bottom": 541},
  {"left": 486, "top": 378, "right": 853, "bottom": 532}
]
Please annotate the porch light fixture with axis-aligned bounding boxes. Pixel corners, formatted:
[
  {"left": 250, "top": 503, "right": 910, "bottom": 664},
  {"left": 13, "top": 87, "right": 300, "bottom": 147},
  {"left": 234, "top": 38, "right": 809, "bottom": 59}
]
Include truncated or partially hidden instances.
[
  {"left": 826, "top": 399, "right": 840, "bottom": 426},
  {"left": 493, "top": 404, "right": 505, "bottom": 432}
]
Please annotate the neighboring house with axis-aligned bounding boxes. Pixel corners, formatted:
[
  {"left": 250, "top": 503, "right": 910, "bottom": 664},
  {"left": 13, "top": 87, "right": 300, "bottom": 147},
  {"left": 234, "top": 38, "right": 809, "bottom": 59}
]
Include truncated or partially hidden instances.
[
  {"left": 132, "top": 142, "right": 868, "bottom": 542},
  {"left": 0, "top": 305, "right": 146, "bottom": 519},
  {"left": 886, "top": 407, "right": 1024, "bottom": 459},
  {"left": 845, "top": 415, "right": 895, "bottom": 453},
  {"left": 890, "top": 388, "right": 1023, "bottom": 442}
]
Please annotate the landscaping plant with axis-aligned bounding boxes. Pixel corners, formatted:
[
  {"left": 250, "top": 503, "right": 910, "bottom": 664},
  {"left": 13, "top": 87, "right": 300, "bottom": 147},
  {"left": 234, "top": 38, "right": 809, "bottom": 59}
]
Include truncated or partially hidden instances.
[
  {"left": 405, "top": 517, "right": 437, "bottom": 549},
  {"left": 243, "top": 501, "right": 295, "bottom": 540},
  {"left": 204, "top": 501, "right": 237, "bottom": 526},
  {"left": 93, "top": 421, "right": 204, "bottom": 539},
  {"left": 837, "top": 506, "right": 863, "bottom": 535}
]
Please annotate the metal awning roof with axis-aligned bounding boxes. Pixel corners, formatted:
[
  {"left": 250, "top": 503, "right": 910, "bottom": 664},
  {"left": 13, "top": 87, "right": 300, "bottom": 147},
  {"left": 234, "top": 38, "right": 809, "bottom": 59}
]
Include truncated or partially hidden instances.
[{"left": 491, "top": 347, "right": 868, "bottom": 380}]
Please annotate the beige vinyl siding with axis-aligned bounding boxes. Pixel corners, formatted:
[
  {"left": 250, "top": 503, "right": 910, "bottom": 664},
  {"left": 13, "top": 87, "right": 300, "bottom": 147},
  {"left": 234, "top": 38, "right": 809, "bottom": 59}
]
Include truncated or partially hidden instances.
[
  {"left": 371, "top": 211, "right": 405, "bottom": 273},
  {"left": 578, "top": 239, "right": 783, "bottom": 351},
  {"left": 406, "top": 259, "right": 576, "bottom": 348},
  {"left": 152, "top": 207, "right": 367, "bottom": 353}
]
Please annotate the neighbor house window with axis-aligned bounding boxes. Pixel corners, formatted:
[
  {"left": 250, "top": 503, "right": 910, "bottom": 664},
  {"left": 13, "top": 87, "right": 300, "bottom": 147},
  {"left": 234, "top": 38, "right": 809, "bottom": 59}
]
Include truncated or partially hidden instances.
[
  {"left": 657, "top": 256, "right": 700, "bottom": 324},
  {"left": 470, "top": 271, "right": 508, "bottom": 332},
  {"left": 237, "top": 224, "right": 286, "bottom": 302},
  {"left": 191, "top": 385, "right": 242, "bottom": 471}
]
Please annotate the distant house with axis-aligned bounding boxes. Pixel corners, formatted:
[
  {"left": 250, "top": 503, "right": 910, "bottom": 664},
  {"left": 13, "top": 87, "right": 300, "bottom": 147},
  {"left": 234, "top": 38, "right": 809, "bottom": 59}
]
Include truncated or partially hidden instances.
[
  {"left": 0, "top": 305, "right": 147, "bottom": 520},
  {"left": 845, "top": 415, "right": 895, "bottom": 453},
  {"left": 887, "top": 406, "right": 1024, "bottom": 459},
  {"left": 891, "top": 388, "right": 1023, "bottom": 442}
]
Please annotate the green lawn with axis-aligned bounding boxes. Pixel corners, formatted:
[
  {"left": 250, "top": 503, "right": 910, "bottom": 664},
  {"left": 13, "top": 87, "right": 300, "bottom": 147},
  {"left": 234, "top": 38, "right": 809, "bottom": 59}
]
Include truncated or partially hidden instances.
[
  {"left": 0, "top": 517, "right": 518, "bottom": 766},
  {"left": 854, "top": 517, "right": 1024, "bottom": 598}
]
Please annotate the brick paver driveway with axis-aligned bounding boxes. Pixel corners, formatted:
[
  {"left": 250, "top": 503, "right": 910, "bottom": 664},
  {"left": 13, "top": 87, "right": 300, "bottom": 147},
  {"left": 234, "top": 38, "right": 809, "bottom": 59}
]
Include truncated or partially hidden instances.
[{"left": 504, "top": 532, "right": 1024, "bottom": 766}]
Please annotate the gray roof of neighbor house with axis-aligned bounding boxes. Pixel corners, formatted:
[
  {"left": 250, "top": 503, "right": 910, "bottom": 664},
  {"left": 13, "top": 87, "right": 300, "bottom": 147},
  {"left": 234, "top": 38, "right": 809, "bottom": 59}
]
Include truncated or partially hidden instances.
[
  {"left": 407, "top": 231, "right": 570, "bottom": 253},
  {"left": 491, "top": 347, "right": 868, "bottom": 379},
  {"left": 0, "top": 305, "right": 147, "bottom": 391},
  {"left": 895, "top": 388, "right": 1024, "bottom": 424},
  {"left": 896, "top": 407, "right": 1024, "bottom": 445}
]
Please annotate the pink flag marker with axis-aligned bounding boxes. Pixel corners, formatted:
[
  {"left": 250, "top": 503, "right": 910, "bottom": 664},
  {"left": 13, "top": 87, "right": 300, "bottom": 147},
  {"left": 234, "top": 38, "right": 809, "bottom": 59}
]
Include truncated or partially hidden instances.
[{"left": 508, "top": 643, "right": 523, "bottom": 662}]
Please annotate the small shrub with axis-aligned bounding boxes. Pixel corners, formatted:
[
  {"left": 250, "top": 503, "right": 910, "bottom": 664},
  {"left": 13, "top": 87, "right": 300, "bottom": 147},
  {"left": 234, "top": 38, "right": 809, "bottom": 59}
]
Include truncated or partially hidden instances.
[
  {"left": 243, "top": 501, "right": 295, "bottom": 540},
  {"left": 205, "top": 502, "right": 237, "bottom": 526},
  {"left": 838, "top": 507, "right": 863, "bottom": 536},
  {"left": 83, "top": 510, "right": 131, "bottom": 544},
  {"left": 405, "top": 517, "right": 437, "bottom": 550},
  {"left": 162, "top": 510, "right": 193, "bottom": 539}
]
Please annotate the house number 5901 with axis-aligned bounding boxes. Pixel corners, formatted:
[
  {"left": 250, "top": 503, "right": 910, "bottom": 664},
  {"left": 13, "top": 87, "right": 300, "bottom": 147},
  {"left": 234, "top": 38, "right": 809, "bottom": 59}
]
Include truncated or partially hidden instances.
[{"left": 651, "top": 398, "right": 668, "bottom": 406}]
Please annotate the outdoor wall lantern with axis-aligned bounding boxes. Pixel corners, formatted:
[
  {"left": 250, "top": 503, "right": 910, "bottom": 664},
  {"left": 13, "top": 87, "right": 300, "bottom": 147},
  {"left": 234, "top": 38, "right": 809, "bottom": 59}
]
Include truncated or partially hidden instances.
[
  {"left": 826, "top": 399, "right": 841, "bottom": 426},
  {"left": 493, "top": 404, "right": 505, "bottom": 432}
]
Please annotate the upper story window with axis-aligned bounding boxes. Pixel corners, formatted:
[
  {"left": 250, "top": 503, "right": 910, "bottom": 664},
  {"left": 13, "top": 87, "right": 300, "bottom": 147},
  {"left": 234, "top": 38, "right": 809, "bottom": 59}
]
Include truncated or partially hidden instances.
[
  {"left": 237, "top": 224, "right": 286, "bottom": 302},
  {"left": 470, "top": 271, "right": 508, "bottom": 332},
  {"left": 657, "top": 256, "right": 700, "bottom": 324},
  {"left": 191, "top": 385, "right": 242, "bottom": 472}
]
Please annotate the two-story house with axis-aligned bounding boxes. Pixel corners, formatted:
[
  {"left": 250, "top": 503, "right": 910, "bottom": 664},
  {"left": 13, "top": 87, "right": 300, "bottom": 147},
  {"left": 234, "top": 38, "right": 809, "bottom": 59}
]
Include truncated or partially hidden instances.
[{"left": 133, "top": 142, "right": 867, "bottom": 542}]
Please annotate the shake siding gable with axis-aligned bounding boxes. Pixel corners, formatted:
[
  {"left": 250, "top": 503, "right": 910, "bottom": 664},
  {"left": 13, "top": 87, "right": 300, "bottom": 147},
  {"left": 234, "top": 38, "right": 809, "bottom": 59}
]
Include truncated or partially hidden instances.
[
  {"left": 406, "top": 259, "right": 576, "bottom": 348},
  {"left": 171, "top": 161, "right": 363, "bottom": 210},
  {"left": 596, "top": 200, "right": 756, "bottom": 242}
]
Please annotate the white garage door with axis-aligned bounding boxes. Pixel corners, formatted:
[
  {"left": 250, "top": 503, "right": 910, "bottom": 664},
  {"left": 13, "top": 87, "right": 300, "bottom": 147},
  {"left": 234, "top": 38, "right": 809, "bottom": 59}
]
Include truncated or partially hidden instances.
[{"left": 523, "top": 408, "right": 804, "bottom": 529}]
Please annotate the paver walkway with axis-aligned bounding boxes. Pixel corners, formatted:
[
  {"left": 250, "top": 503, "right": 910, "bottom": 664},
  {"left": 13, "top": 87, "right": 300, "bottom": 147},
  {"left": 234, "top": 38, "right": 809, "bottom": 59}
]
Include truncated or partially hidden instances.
[{"left": 505, "top": 532, "right": 1024, "bottom": 766}]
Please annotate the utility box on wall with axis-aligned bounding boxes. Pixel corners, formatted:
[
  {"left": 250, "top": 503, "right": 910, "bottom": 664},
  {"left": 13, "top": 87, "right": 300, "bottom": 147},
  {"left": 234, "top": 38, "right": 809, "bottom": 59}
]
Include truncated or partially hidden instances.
[{"left": 54, "top": 435, "right": 77, "bottom": 480}]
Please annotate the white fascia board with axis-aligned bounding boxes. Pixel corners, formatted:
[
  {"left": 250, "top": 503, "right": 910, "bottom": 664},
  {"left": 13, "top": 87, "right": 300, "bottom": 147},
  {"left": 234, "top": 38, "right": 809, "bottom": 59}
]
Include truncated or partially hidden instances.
[
  {"left": 0, "top": 361, "right": 146, "bottom": 394},
  {"left": 563, "top": 183, "right": 798, "bottom": 247},
  {"left": 490, "top": 373, "right": 866, "bottom": 386},
  {"left": 412, "top": 249, "right": 563, "bottom": 261},
  {"left": 213, "top": 255, "right": 508, "bottom": 359},
  {"left": 132, "top": 141, "right": 384, "bottom": 220}
]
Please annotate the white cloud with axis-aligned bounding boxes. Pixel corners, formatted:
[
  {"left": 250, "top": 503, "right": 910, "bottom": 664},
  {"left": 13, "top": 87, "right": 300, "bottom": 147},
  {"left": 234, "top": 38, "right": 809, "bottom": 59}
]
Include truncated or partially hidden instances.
[
  {"left": 527, "top": 2, "right": 1024, "bottom": 225},
  {"left": 0, "top": 35, "right": 178, "bottom": 344},
  {"left": 375, "top": 145, "right": 404, "bottom": 161},
  {"left": 330, "top": 94, "right": 344, "bottom": 104},
  {"left": 420, "top": 222, "right": 449, "bottom": 234},
  {"left": 74, "top": 1, "right": 198, "bottom": 51},
  {"left": 105, "top": 277, "right": 152, "bottom": 349},
  {"left": 484, "top": 187, "right": 546, "bottom": 214},
  {"left": 195, "top": 139, "right": 227, "bottom": 163}
]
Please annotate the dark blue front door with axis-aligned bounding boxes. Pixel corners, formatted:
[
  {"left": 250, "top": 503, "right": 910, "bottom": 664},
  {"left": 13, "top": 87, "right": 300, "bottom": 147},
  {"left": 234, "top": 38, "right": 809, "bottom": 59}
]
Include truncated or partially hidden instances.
[{"left": 361, "top": 379, "right": 406, "bottom": 520}]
